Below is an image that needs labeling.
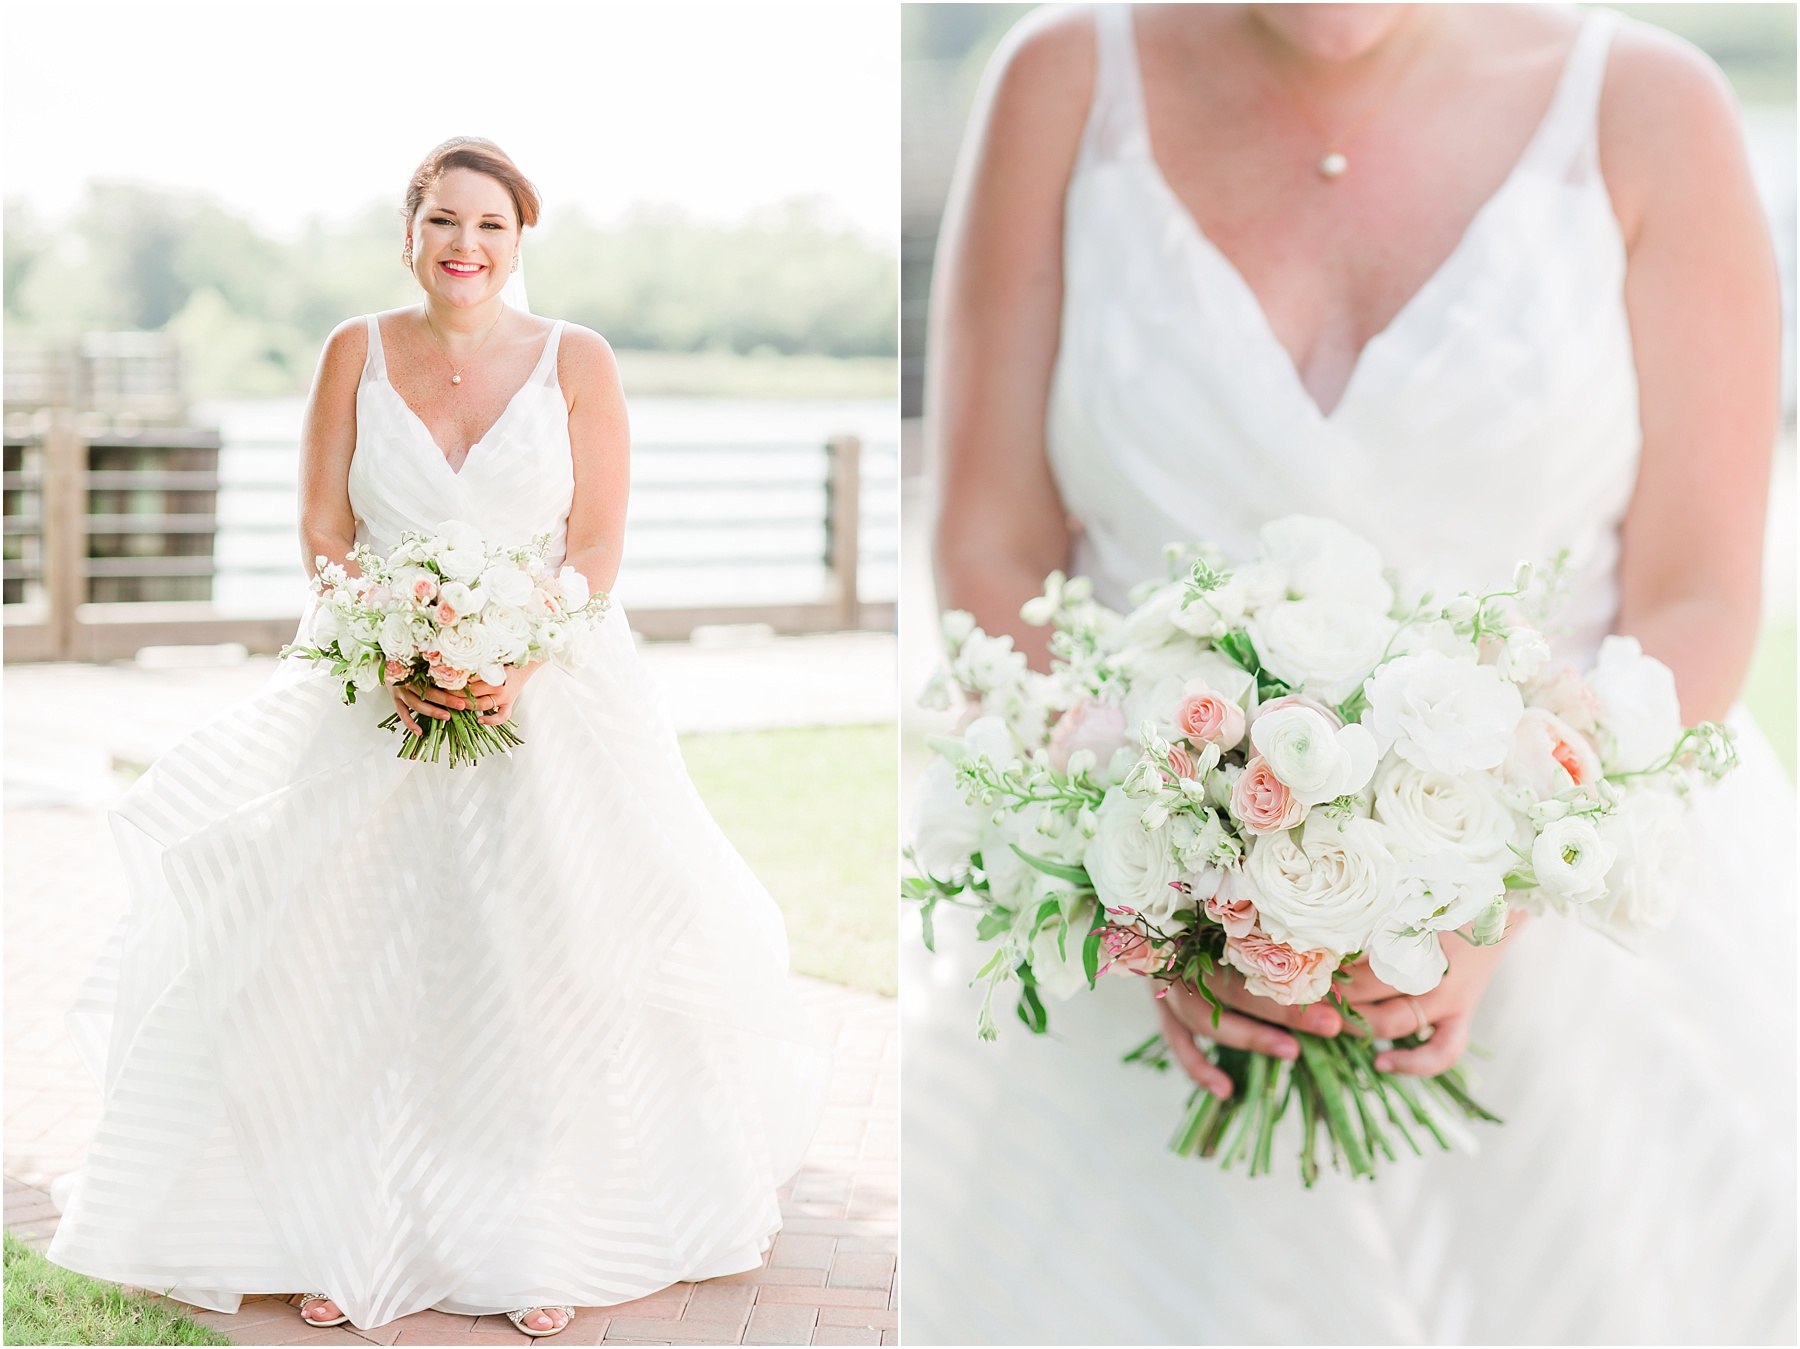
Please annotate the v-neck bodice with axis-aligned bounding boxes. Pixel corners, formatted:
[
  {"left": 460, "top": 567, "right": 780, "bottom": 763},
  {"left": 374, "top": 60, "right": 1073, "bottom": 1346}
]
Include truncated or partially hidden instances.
[
  {"left": 348, "top": 313, "right": 575, "bottom": 564},
  {"left": 1046, "top": 5, "right": 1638, "bottom": 660}
]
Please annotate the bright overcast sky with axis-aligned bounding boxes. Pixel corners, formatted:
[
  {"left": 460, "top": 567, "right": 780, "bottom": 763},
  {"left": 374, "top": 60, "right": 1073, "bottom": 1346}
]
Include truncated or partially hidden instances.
[{"left": 4, "top": 1, "right": 898, "bottom": 248}]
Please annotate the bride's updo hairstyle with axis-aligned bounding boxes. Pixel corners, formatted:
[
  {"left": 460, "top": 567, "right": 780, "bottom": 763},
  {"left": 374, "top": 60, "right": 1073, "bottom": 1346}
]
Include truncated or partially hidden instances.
[{"left": 404, "top": 136, "right": 542, "bottom": 229}]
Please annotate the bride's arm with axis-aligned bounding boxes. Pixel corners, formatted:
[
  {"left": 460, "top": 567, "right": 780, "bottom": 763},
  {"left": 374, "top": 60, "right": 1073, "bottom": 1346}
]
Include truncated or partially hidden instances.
[
  {"left": 298, "top": 318, "right": 368, "bottom": 576},
  {"left": 558, "top": 326, "right": 631, "bottom": 596},
  {"left": 930, "top": 12, "right": 1096, "bottom": 669},
  {"left": 1604, "top": 24, "right": 1780, "bottom": 723}
]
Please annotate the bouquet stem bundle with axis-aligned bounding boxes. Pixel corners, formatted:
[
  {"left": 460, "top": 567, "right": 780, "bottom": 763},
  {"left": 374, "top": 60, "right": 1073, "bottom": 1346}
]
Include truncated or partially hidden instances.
[{"left": 378, "top": 698, "right": 524, "bottom": 768}]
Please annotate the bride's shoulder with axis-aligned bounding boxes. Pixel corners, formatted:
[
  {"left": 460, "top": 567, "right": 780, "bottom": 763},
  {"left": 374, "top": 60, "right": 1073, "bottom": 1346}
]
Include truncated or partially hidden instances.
[{"left": 549, "top": 323, "right": 622, "bottom": 402}]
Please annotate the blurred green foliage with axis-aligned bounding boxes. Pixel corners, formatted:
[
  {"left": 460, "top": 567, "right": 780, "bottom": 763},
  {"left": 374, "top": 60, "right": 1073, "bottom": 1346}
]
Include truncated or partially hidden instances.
[{"left": 4, "top": 188, "right": 897, "bottom": 399}]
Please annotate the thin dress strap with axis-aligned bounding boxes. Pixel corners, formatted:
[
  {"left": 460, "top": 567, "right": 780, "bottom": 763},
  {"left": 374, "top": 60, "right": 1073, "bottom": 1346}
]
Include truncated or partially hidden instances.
[
  {"left": 529, "top": 319, "right": 568, "bottom": 388},
  {"left": 1516, "top": 10, "right": 1619, "bottom": 186},
  {"left": 362, "top": 313, "right": 387, "bottom": 383},
  {"left": 1079, "top": 3, "right": 1152, "bottom": 166}
]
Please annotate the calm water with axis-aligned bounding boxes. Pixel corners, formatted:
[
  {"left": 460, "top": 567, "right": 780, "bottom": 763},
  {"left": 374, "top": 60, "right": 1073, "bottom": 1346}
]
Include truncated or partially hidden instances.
[{"left": 196, "top": 396, "right": 898, "bottom": 618}]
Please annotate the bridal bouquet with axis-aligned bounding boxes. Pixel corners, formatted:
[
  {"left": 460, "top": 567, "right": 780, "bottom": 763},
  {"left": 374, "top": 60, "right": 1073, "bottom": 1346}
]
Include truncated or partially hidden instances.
[
  {"left": 282, "top": 520, "right": 610, "bottom": 768},
  {"left": 906, "top": 516, "right": 1735, "bottom": 1185}
]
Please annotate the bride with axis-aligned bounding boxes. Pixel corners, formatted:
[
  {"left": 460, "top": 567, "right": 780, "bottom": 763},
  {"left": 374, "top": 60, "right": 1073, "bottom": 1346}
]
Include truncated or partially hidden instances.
[
  {"left": 46, "top": 137, "right": 831, "bottom": 1338},
  {"left": 906, "top": 5, "right": 1794, "bottom": 1344}
]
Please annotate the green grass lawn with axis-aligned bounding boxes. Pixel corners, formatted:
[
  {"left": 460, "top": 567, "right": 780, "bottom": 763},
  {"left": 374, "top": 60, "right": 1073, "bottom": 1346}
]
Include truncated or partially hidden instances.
[
  {"left": 3, "top": 1233, "right": 233, "bottom": 1346},
  {"left": 1743, "top": 619, "right": 1796, "bottom": 780},
  {"left": 682, "top": 724, "right": 897, "bottom": 997}
]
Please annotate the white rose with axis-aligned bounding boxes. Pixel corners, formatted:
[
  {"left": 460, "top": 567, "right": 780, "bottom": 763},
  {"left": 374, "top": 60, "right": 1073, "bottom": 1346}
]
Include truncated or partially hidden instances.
[
  {"left": 1530, "top": 814, "right": 1615, "bottom": 906},
  {"left": 1502, "top": 707, "right": 1604, "bottom": 800},
  {"left": 1585, "top": 635, "right": 1683, "bottom": 773},
  {"left": 481, "top": 605, "right": 533, "bottom": 664},
  {"left": 1250, "top": 705, "right": 1378, "bottom": 806},
  {"left": 1085, "top": 788, "right": 1187, "bottom": 928},
  {"left": 479, "top": 563, "right": 535, "bottom": 608},
  {"left": 1582, "top": 786, "right": 1690, "bottom": 944},
  {"left": 309, "top": 603, "right": 341, "bottom": 650},
  {"left": 377, "top": 613, "right": 418, "bottom": 661},
  {"left": 1247, "top": 599, "right": 1396, "bottom": 705},
  {"left": 1365, "top": 858, "right": 1501, "bottom": 995},
  {"left": 1371, "top": 758, "right": 1515, "bottom": 874},
  {"left": 1240, "top": 815, "right": 1396, "bottom": 958},
  {"left": 437, "top": 579, "right": 486, "bottom": 618},
  {"left": 1362, "top": 649, "right": 1524, "bottom": 776},
  {"left": 434, "top": 525, "right": 489, "bottom": 584},
  {"left": 1030, "top": 897, "right": 1098, "bottom": 1001},
  {"left": 912, "top": 757, "right": 986, "bottom": 881},
  {"left": 555, "top": 565, "right": 591, "bottom": 612},
  {"left": 1257, "top": 515, "right": 1394, "bottom": 614},
  {"left": 433, "top": 620, "right": 494, "bottom": 673}
]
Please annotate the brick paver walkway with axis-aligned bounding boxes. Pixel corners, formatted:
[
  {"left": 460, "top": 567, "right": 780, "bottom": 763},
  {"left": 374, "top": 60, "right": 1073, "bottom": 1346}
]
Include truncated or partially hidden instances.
[{"left": 4, "top": 652, "right": 897, "bottom": 1346}]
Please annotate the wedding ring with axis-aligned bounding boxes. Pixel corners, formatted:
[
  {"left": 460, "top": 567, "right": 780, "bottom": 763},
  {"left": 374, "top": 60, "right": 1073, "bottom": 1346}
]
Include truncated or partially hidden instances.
[{"left": 1407, "top": 996, "right": 1434, "bottom": 1043}]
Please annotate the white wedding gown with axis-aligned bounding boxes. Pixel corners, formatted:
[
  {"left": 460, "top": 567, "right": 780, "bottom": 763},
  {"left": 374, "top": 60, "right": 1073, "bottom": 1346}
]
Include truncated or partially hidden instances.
[
  {"left": 46, "top": 315, "right": 831, "bottom": 1328},
  {"left": 902, "top": 8, "right": 1796, "bottom": 1344}
]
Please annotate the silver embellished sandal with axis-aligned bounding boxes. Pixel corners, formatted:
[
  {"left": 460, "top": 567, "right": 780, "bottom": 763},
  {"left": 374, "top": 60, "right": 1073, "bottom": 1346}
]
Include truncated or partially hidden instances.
[
  {"left": 506, "top": 1305, "right": 575, "bottom": 1337},
  {"left": 296, "top": 1293, "right": 349, "bottom": 1327}
]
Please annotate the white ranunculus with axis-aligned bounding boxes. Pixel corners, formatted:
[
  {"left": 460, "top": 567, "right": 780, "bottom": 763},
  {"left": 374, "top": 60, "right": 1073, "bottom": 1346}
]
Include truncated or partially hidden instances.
[
  {"left": 1585, "top": 635, "right": 1683, "bottom": 773},
  {"left": 1247, "top": 599, "right": 1396, "bottom": 705},
  {"left": 1582, "top": 786, "right": 1690, "bottom": 945},
  {"left": 1371, "top": 757, "right": 1515, "bottom": 873},
  {"left": 1502, "top": 706, "right": 1603, "bottom": 800},
  {"left": 912, "top": 757, "right": 986, "bottom": 881},
  {"left": 555, "top": 565, "right": 591, "bottom": 612},
  {"left": 1084, "top": 788, "right": 1187, "bottom": 928},
  {"left": 1240, "top": 815, "right": 1396, "bottom": 958},
  {"left": 437, "top": 579, "right": 486, "bottom": 618},
  {"left": 1365, "top": 858, "right": 1500, "bottom": 995},
  {"left": 1030, "top": 897, "right": 1098, "bottom": 1000},
  {"left": 1530, "top": 814, "right": 1615, "bottom": 906},
  {"left": 479, "top": 562, "right": 535, "bottom": 608},
  {"left": 434, "top": 521, "right": 488, "bottom": 583},
  {"left": 433, "top": 620, "right": 494, "bottom": 673},
  {"left": 1250, "top": 705, "right": 1378, "bottom": 806},
  {"left": 1257, "top": 515, "right": 1394, "bottom": 614},
  {"left": 377, "top": 613, "right": 418, "bottom": 661},
  {"left": 479, "top": 607, "right": 530, "bottom": 664},
  {"left": 1362, "top": 649, "right": 1524, "bottom": 776}
]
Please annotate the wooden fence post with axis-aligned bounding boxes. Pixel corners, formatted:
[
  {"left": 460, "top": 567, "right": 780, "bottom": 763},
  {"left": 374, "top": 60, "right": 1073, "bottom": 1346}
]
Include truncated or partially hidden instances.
[
  {"left": 41, "top": 412, "right": 84, "bottom": 661},
  {"left": 825, "top": 434, "right": 861, "bottom": 631}
]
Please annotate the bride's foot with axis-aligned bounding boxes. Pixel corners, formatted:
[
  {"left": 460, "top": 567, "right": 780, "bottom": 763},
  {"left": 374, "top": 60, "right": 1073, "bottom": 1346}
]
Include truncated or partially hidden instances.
[
  {"left": 296, "top": 1293, "right": 348, "bottom": 1327},
  {"left": 507, "top": 1305, "right": 574, "bottom": 1337}
]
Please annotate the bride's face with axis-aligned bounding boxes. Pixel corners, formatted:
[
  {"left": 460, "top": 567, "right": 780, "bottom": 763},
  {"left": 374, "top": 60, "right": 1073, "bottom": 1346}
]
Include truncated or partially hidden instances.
[
  {"left": 407, "top": 167, "right": 518, "bottom": 308},
  {"left": 1249, "top": 4, "right": 1416, "bottom": 63}
]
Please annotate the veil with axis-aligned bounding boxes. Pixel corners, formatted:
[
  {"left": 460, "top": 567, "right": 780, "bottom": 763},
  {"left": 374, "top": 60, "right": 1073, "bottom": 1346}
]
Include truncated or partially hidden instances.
[{"left": 502, "top": 248, "right": 530, "bottom": 315}]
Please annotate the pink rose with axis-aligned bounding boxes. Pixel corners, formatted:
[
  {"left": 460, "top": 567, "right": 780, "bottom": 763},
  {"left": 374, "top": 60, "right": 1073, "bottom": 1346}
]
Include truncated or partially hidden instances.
[
  {"left": 1230, "top": 756, "right": 1307, "bottom": 834},
  {"left": 1099, "top": 926, "right": 1172, "bottom": 977},
  {"left": 1223, "top": 931, "right": 1336, "bottom": 1006},
  {"left": 1176, "top": 687, "right": 1246, "bottom": 750},
  {"left": 412, "top": 578, "right": 438, "bottom": 604},
  {"left": 436, "top": 603, "right": 459, "bottom": 626},
  {"left": 429, "top": 663, "right": 469, "bottom": 690},
  {"left": 1048, "top": 698, "right": 1129, "bottom": 773},
  {"left": 1203, "top": 872, "right": 1258, "bottom": 938},
  {"left": 1251, "top": 692, "right": 1344, "bottom": 730},
  {"left": 383, "top": 659, "right": 410, "bottom": 685},
  {"left": 1166, "top": 744, "right": 1197, "bottom": 782}
]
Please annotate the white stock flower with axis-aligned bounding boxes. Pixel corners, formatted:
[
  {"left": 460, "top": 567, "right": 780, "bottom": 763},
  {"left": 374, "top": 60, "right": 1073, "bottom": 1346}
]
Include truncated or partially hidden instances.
[
  {"left": 1084, "top": 788, "right": 1187, "bottom": 928},
  {"left": 1585, "top": 635, "right": 1684, "bottom": 773},
  {"left": 1247, "top": 599, "right": 1396, "bottom": 705},
  {"left": 555, "top": 565, "right": 591, "bottom": 612},
  {"left": 434, "top": 521, "right": 488, "bottom": 583},
  {"left": 1371, "top": 758, "right": 1516, "bottom": 874},
  {"left": 1365, "top": 857, "right": 1500, "bottom": 995},
  {"left": 479, "top": 562, "right": 535, "bottom": 608},
  {"left": 1257, "top": 515, "right": 1394, "bottom": 614},
  {"left": 1362, "top": 649, "right": 1524, "bottom": 775},
  {"left": 1582, "top": 786, "right": 1690, "bottom": 944},
  {"left": 1530, "top": 814, "right": 1615, "bottom": 906},
  {"left": 912, "top": 758, "right": 986, "bottom": 881},
  {"left": 1240, "top": 815, "right": 1397, "bottom": 959},
  {"left": 1249, "top": 705, "right": 1378, "bottom": 806}
]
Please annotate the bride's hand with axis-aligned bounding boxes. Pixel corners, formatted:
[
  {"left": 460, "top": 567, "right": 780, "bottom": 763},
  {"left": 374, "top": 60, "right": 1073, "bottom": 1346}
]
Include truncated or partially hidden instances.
[
  {"left": 1341, "top": 913, "right": 1526, "bottom": 1077},
  {"left": 465, "top": 662, "right": 542, "bottom": 725},
  {"left": 1156, "top": 968, "right": 1347, "bottom": 1101},
  {"left": 386, "top": 664, "right": 541, "bottom": 735}
]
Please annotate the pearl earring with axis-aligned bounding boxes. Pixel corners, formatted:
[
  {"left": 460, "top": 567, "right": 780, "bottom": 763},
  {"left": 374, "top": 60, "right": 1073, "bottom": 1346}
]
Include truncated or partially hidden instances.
[
  {"left": 511, "top": 255, "right": 520, "bottom": 273},
  {"left": 402, "top": 245, "right": 413, "bottom": 269}
]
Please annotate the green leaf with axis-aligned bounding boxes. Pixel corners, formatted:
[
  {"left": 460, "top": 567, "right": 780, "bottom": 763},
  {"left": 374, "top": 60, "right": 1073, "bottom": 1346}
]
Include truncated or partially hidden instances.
[
  {"left": 975, "top": 910, "right": 1012, "bottom": 942},
  {"left": 1081, "top": 922, "right": 1103, "bottom": 988},
  {"left": 918, "top": 895, "right": 939, "bottom": 953},
  {"left": 1008, "top": 844, "right": 1091, "bottom": 887},
  {"left": 1015, "top": 978, "right": 1049, "bottom": 1034},
  {"left": 1215, "top": 629, "right": 1261, "bottom": 674}
]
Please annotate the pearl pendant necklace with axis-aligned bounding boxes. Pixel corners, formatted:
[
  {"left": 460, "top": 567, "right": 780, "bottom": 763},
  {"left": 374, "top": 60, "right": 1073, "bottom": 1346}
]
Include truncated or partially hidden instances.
[
  {"left": 1319, "top": 151, "right": 1349, "bottom": 180},
  {"left": 424, "top": 304, "right": 505, "bottom": 388}
]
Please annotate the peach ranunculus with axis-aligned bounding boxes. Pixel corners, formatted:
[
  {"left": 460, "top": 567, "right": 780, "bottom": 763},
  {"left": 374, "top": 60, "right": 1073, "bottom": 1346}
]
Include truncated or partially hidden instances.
[
  {"left": 1229, "top": 755, "right": 1308, "bottom": 834},
  {"left": 1250, "top": 692, "right": 1344, "bottom": 731},
  {"left": 1504, "top": 706, "right": 1604, "bottom": 800},
  {"left": 1525, "top": 664, "right": 1603, "bottom": 739},
  {"left": 1047, "top": 697, "right": 1130, "bottom": 773},
  {"left": 1223, "top": 931, "right": 1337, "bottom": 1006},
  {"left": 1176, "top": 686, "right": 1246, "bottom": 750},
  {"left": 429, "top": 663, "right": 470, "bottom": 690},
  {"left": 1100, "top": 926, "right": 1173, "bottom": 977}
]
